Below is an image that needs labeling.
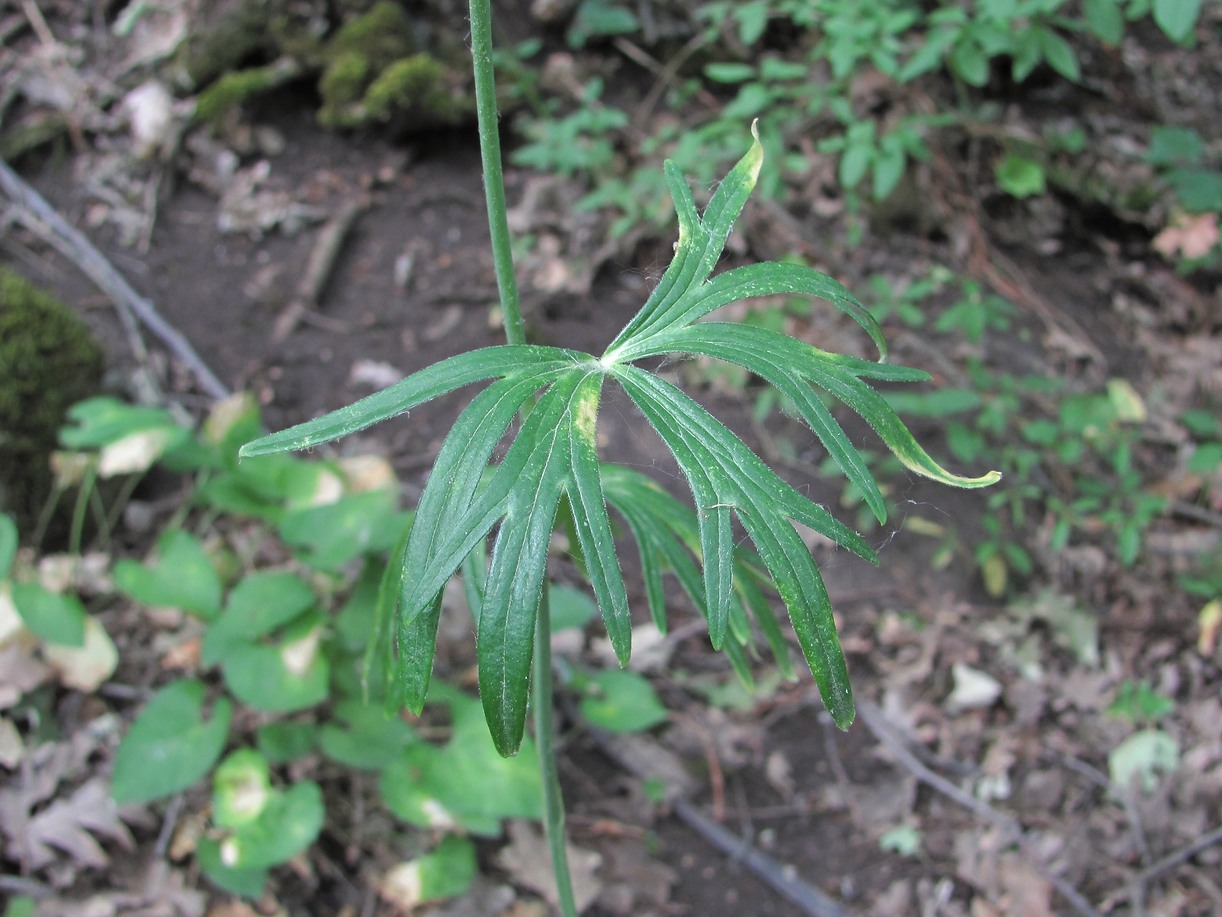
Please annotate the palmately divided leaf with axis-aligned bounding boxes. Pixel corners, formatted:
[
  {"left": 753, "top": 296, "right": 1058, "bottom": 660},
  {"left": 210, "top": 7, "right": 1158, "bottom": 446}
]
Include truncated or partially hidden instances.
[{"left": 244, "top": 124, "right": 999, "bottom": 749}]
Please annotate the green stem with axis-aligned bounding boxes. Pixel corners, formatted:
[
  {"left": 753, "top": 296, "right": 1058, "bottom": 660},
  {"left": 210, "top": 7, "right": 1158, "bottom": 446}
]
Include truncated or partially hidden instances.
[
  {"left": 533, "top": 587, "right": 579, "bottom": 917},
  {"left": 468, "top": 0, "right": 525, "bottom": 347},
  {"left": 468, "top": 2, "right": 574, "bottom": 911}
]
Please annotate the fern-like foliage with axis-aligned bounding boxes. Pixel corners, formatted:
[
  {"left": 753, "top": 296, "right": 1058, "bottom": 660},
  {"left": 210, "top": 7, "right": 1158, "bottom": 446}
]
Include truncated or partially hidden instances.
[{"left": 241, "top": 126, "right": 999, "bottom": 756}]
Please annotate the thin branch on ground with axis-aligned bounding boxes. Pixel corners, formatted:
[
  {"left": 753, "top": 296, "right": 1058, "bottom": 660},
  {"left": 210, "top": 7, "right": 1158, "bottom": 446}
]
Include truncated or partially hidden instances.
[
  {"left": 271, "top": 194, "right": 369, "bottom": 345},
  {"left": 0, "top": 158, "right": 230, "bottom": 401},
  {"left": 574, "top": 709, "right": 852, "bottom": 917},
  {"left": 1138, "top": 824, "right": 1222, "bottom": 886},
  {"left": 856, "top": 700, "right": 1102, "bottom": 917}
]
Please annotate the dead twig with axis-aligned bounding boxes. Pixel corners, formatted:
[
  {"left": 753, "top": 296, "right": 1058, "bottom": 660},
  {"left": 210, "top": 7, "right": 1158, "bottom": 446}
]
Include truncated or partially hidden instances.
[
  {"left": 0, "top": 157, "right": 230, "bottom": 401},
  {"left": 1137, "top": 824, "right": 1222, "bottom": 888},
  {"left": 670, "top": 796, "right": 853, "bottom": 917},
  {"left": 856, "top": 700, "right": 1102, "bottom": 917},
  {"left": 574, "top": 718, "right": 850, "bottom": 917},
  {"left": 271, "top": 195, "right": 369, "bottom": 345}
]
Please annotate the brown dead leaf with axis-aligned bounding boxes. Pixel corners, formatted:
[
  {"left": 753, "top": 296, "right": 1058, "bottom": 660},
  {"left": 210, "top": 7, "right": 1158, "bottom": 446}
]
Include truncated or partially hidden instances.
[
  {"left": 765, "top": 749, "right": 796, "bottom": 799},
  {"left": 160, "top": 636, "right": 202, "bottom": 671},
  {"left": 1198, "top": 600, "right": 1221, "bottom": 656},
  {"left": 0, "top": 716, "right": 24, "bottom": 767},
  {"left": 42, "top": 616, "right": 119, "bottom": 692},
  {"left": 207, "top": 902, "right": 272, "bottom": 917},
  {"left": 495, "top": 820, "right": 602, "bottom": 914},
  {"left": 0, "top": 635, "right": 54, "bottom": 708},
  {"left": 1153, "top": 211, "right": 1219, "bottom": 260},
  {"left": 424, "top": 875, "right": 516, "bottom": 917},
  {"left": 872, "top": 879, "right": 914, "bottom": 917},
  {"left": 12, "top": 777, "right": 134, "bottom": 870},
  {"left": 996, "top": 851, "right": 1054, "bottom": 916},
  {"left": 593, "top": 837, "right": 676, "bottom": 917}
]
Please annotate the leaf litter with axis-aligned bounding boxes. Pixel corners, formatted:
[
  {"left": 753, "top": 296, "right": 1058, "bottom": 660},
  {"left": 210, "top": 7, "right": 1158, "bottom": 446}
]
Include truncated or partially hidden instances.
[{"left": 1, "top": 1, "right": 1221, "bottom": 915}]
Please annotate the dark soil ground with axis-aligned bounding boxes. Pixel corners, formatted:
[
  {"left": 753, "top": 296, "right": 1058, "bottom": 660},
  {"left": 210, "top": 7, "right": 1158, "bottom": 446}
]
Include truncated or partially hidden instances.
[{"left": 2, "top": 3, "right": 1221, "bottom": 916}]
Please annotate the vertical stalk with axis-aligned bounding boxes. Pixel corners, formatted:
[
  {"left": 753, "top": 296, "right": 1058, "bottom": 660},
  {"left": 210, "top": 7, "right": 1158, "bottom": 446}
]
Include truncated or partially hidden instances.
[
  {"left": 468, "top": 0, "right": 525, "bottom": 347},
  {"left": 533, "top": 589, "right": 579, "bottom": 916},
  {"left": 468, "top": 2, "right": 577, "bottom": 913}
]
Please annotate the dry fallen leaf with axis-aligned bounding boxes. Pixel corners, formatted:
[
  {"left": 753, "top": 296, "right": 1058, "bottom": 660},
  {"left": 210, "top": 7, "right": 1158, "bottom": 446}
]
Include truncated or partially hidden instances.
[
  {"left": 495, "top": 820, "right": 602, "bottom": 914},
  {"left": 8, "top": 777, "right": 134, "bottom": 870},
  {"left": 0, "top": 715, "right": 24, "bottom": 767},
  {"left": 593, "top": 837, "right": 677, "bottom": 917},
  {"left": 945, "top": 662, "right": 1003, "bottom": 712},
  {"left": 1153, "top": 211, "right": 1219, "bottom": 260},
  {"left": 42, "top": 617, "right": 119, "bottom": 692}
]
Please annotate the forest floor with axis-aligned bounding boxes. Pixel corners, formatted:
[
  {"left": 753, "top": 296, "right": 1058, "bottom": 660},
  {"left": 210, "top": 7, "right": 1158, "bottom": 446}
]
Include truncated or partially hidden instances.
[{"left": 1, "top": 2, "right": 1221, "bottom": 916}]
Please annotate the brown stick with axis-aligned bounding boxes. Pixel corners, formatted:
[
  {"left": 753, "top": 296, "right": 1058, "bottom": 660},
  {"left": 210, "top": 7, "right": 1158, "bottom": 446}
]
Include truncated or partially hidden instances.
[
  {"left": 0, "top": 157, "right": 229, "bottom": 401},
  {"left": 270, "top": 195, "right": 369, "bottom": 345},
  {"left": 856, "top": 700, "right": 1103, "bottom": 917}
]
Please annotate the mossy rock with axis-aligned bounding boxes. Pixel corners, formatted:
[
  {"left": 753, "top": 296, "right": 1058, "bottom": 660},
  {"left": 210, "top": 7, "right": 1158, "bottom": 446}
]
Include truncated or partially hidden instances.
[
  {"left": 0, "top": 268, "right": 104, "bottom": 531},
  {"left": 317, "top": 2, "right": 470, "bottom": 130}
]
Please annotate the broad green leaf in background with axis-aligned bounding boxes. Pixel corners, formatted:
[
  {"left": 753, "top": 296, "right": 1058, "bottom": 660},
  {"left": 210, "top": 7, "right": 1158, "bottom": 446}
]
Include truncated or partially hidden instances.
[
  {"left": 0, "top": 513, "right": 17, "bottom": 579},
  {"left": 196, "top": 838, "right": 267, "bottom": 898},
  {"left": 379, "top": 685, "right": 542, "bottom": 835},
  {"left": 1153, "top": 0, "right": 1201, "bottom": 44},
  {"left": 549, "top": 583, "right": 598, "bottom": 632},
  {"left": 995, "top": 153, "right": 1046, "bottom": 198},
  {"left": 216, "top": 780, "right": 325, "bottom": 870},
  {"left": 382, "top": 837, "right": 478, "bottom": 909},
  {"left": 111, "top": 679, "right": 232, "bottom": 804},
  {"left": 201, "top": 570, "right": 315, "bottom": 665},
  {"left": 1109, "top": 728, "right": 1180, "bottom": 793},
  {"left": 319, "top": 698, "right": 417, "bottom": 770},
  {"left": 10, "top": 583, "right": 86, "bottom": 646},
  {"left": 213, "top": 749, "right": 272, "bottom": 828},
  {"left": 113, "top": 529, "right": 223, "bottom": 619},
  {"left": 58, "top": 397, "right": 184, "bottom": 450},
  {"left": 1107, "top": 679, "right": 1176, "bottom": 724},
  {"left": 278, "top": 490, "right": 407, "bottom": 571},
  {"left": 243, "top": 124, "right": 998, "bottom": 755},
  {"left": 58, "top": 396, "right": 192, "bottom": 477},
  {"left": 578, "top": 669, "right": 668, "bottom": 733},
  {"left": 2, "top": 897, "right": 35, "bottom": 917},
  {"left": 219, "top": 616, "right": 331, "bottom": 713},
  {"left": 256, "top": 722, "right": 318, "bottom": 763}
]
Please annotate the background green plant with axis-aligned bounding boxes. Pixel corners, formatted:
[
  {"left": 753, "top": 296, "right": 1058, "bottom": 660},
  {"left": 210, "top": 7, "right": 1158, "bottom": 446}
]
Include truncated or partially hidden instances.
[{"left": 508, "top": 0, "right": 1206, "bottom": 236}]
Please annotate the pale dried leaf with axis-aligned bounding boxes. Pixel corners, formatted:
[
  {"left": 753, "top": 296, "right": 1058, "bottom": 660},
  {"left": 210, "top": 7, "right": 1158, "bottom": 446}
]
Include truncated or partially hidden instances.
[
  {"left": 0, "top": 639, "right": 54, "bottom": 707},
  {"left": 338, "top": 454, "right": 397, "bottom": 493},
  {"left": 997, "top": 851, "right": 1054, "bottom": 916},
  {"left": 348, "top": 360, "right": 403, "bottom": 390},
  {"left": 21, "top": 778, "right": 134, "bottom": 870},
  {"left": 98, "top": 428, "right": 179, "bottom": 478},
  {"left": 424, "top": 875, "right": 516, "bottom": 917},
  {"left": 495, "top": 820, "right": 601, "bottom": 914},
  {"left": 1, "top": 587, "right": 26, "bottom": 646},
  {"left": 946, "top": 662, "right": 1002, "bottom": 712},
  {"left": 765, "top": 749, "right": 796, "bottom": 799},
  {"left": 43, "top": 617, "right": 119, "bottom": 692},
  {"left": 0, "top": 716, "right": 24, "bottom": 767},
  {"left": 1153, "top": 211, "right": 1219, "bottom": 260},
  {"left": 594, "top": 837, "right": 677, "bottom": 916}
]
